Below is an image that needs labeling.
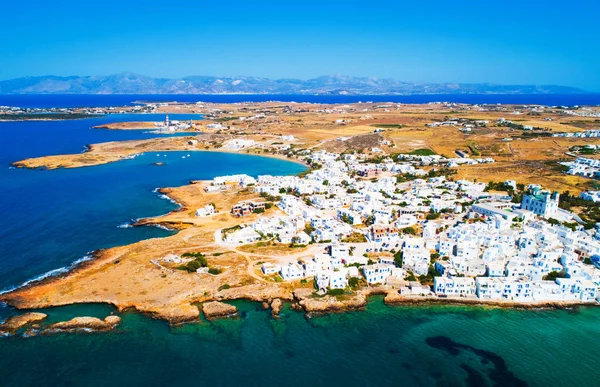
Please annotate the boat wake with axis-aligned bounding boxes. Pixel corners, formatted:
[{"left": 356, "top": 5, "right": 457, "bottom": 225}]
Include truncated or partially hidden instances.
[{"left": 0, "top": 254, "right": 94, "bottom": 295}]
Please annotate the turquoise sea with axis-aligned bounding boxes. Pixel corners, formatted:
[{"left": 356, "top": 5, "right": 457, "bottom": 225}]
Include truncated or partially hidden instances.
[{"left": 1, "top": 102, "right": 600, "bottom": 386}]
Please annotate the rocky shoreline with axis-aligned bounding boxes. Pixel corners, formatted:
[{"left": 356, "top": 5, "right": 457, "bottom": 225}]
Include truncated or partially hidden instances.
[
  {"left": 202, "top": 301, "right": 238, "bottom": 320},
  {"left": 44, "top": 316, "right": 122, "bottom": 333},
  {"left": 2, "top": 290, "right": 597, "bottom": 336},
  {"left": 0, "top": 312, "right": 47, "bottom": 335},
  {"left": 0, "top": 313, "right": 121, "bottom": 337},
  {"left": 383, "top": 291, "right": 596, "bottom": 310}
]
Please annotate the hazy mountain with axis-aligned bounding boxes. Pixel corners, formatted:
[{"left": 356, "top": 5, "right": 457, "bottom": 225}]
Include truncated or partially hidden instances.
[{"left": 0, "top": 73, "right": 587, "bottom": 95}]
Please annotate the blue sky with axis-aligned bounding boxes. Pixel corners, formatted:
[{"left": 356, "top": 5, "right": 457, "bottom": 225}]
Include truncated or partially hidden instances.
[{"left": 2, "top": 0, "right": 599, "bottom": 91}]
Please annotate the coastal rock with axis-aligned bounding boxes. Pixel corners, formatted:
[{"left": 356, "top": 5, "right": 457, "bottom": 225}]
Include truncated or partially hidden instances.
[
  {"left": 295, "top": 290, "right": 367, "bottom": 315},
  {"left": 45, "top": 316, "right": 121, "bottom": 333},
  {"left": 219, "top": 284, "right": 293, "bottom": 303},
  {"left": 384, "top": 290, "right": 405, "bottom": 305},
  {"left": 270, "top": 298, "right": 283, "bottom": 318},
  {"left": 202, "top": 301, "right": 237, "bottom": 320},
  {"left": 0, "top": 312, "right": 47, "bottom": 334}
]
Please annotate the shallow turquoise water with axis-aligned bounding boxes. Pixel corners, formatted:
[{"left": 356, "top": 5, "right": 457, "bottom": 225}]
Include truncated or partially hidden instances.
[
  {"left": 1, "top": 112, "right": 600, "bottom": 387},
  {"left": 1, "top": 300, "right": 599, "bottom": 386}
]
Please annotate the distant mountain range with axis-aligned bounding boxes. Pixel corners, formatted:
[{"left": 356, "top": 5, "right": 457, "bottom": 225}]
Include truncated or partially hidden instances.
[{"left": 0, "top": 73, "right": 588, "bottom": 95}]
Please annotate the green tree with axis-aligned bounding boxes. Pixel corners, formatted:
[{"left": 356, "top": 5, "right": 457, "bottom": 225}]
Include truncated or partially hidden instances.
[
  {"left": 543, "top": 270, "right": 567, "bottom": 281},
  {"left": 402, "top": 227, "right": 417, "bottom": 235},
  {"left": 394, "top": 251, "right": 403, "bottom": 267}
]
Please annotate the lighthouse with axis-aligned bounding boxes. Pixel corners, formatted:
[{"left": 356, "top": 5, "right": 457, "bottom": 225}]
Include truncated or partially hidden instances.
[{"left": 165, "top": 115, "right": 170, "bottom": 128}]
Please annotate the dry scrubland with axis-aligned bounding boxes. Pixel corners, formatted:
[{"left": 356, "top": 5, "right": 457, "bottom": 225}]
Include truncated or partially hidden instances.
[{"left": 16, "top": 101, "right": 600, "bottom": 191}]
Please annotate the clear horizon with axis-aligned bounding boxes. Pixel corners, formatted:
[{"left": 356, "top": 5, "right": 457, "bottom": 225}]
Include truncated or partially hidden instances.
[
  {"left": 0, "top": 72, "right": 596, "bottom": 91},
  {"left": 2, "top": 0, "right": 600, "bottom": 91}
]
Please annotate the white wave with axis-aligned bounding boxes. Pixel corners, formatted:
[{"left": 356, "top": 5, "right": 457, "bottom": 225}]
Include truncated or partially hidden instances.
[
  {"left": 157, "top": 193, "right": 182, "bottom": 208},
  {"left": 151, "top": 224, "right": 175, "bottom": 231},
  {"left": 0, "top": 254, "right": 94, "bottom": 295},
  {"left": 122, "top": 152, "right": 143, "bottom": 160},
  {"left": 71, "top": 254, "right": 94, "bottom": 266},
  {"left": 117, "top": 222, "right": 133, "bottom": 229}
]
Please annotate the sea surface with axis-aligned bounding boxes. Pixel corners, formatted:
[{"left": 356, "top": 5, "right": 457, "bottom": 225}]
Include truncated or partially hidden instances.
[
  {"left": 1, "top": 98, "right": 600, "bottom": 387},
  {"left": 1, "top": 93, "right": 600, "bottom": 108},
  {"left": 0, "top": 113, "right": 306, "bottom": 291}
]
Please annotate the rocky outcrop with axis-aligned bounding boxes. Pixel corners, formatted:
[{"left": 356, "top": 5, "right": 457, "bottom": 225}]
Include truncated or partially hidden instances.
[
  {"left": 384, "top": 290, "right": 405, "bottom": 304},
  {"left": 270, "top": 298, "right": 283, "bottom": 318},
  {"left": 0, "top": 312, "right": 47, "bottom": 334},
  {"left": 45, "top": 316, "right": 121, "bottom": 333},
  {"left": 219, "top": 284, "right": 293, "bottom": 303},
  {"left": 202, "top": 301, "right": 237, "bottom": 320},
  {"left": 294, "top": 289, "right": 367, "bottom": 315}
]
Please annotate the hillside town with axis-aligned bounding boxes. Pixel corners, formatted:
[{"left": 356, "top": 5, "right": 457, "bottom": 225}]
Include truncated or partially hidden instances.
[{"left": 196, "top": 149, "right": 600, "bottom": 304}]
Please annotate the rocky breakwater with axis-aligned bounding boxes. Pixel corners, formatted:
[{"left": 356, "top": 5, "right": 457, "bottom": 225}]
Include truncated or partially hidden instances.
[
  {"left": 0, "top": 312, "right": 47, "bottom": 335},
  {"left": 44, "top": 316, "right": 122, "bottom": 334},
  {"left": 293, "top": 288, "right": 367, "bottom": 316},
  {"left": 202, "top": 301, "right": 238, "bottom": 320}
]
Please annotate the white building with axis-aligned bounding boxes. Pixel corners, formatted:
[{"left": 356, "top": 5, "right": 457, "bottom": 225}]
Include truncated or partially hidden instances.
[
  {"left": 196, "top": 204, "right": 216, "bottom": 217},
  {"left": 363, "top": 264, "right": 393, "bottom": 284},
  {"left": 521, "top": 188, "right": 559, "bottom": 219},
  {"left": 434, "top": 277, "right": 476, "bottom": 296}
]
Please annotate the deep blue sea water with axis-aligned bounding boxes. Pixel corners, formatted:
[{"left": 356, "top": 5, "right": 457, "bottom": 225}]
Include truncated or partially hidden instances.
[
  {"left": 1, "top": 93, "right": 600, "bottom": 108},
  {"left": 1, "top": 97, "right": 600, "bottom": 387},
  {"left": 0, "top": 113, "right": 305, "bottom": 291}
]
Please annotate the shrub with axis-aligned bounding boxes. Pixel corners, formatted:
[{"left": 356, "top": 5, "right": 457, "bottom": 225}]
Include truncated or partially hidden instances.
[
  {"left": 409, "top": 148, "right": 436, "bottom": 156},
  {"left": 178, "top": 252, "right": 208, "bottom": 272},
  {"left": 426, "top": 212, "right": 441, "bottom": 220},
  {"left": 208, "top": 267, "right": 223, "bottom": 275},
  {"left": 405, "top": 271, "right": 417, "bottom": 282},
  {"left": 394, "top": 251, "right": 403, "bottom": 267},
  {"left": 543, "top": 271, "right": 567, "bottom": 281},
  {"left": 327, "top": 288, "right": 345, "bottom": 296},
  {"left": 402, "top": 227, "right": 417, "bottom": 235}
]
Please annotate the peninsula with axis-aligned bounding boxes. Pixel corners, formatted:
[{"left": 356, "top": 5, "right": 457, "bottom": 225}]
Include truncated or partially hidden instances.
[{"left": 3, "top": 100, "right": 600, "bottom": 325}]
